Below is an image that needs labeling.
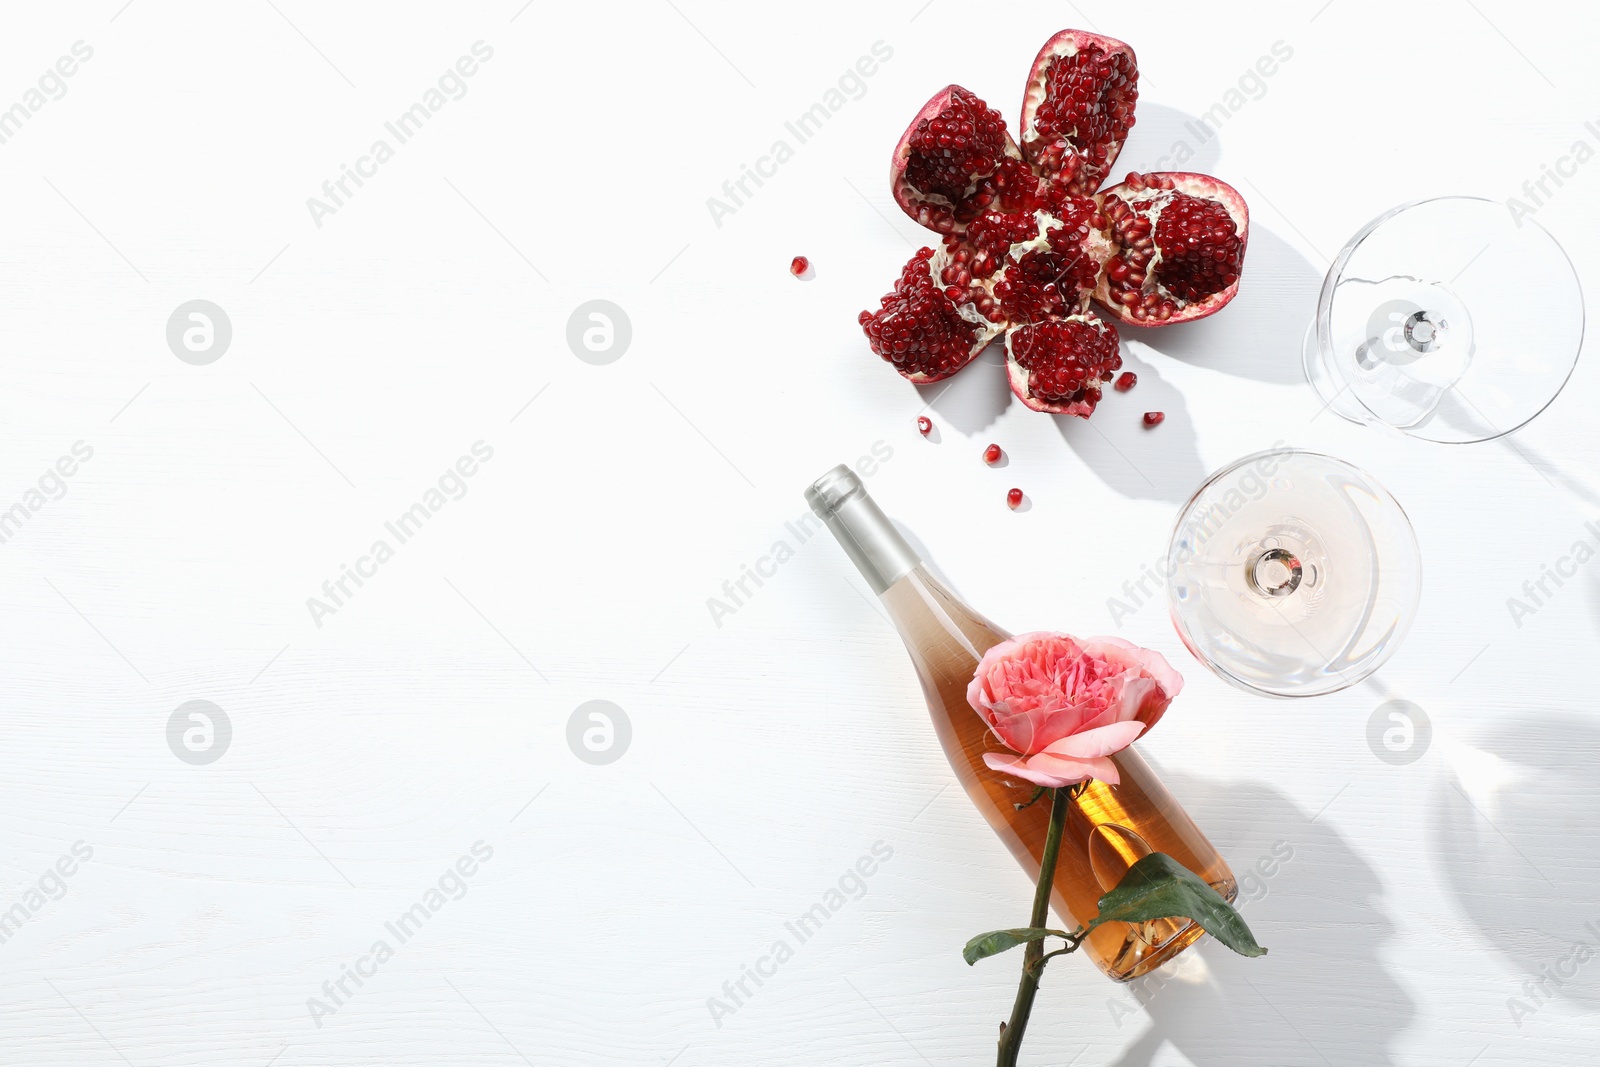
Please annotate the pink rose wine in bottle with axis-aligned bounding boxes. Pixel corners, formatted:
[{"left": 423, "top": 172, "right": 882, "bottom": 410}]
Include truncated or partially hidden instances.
[{"left": 806, "top": 465, "right": 1236, "bottom": 981}]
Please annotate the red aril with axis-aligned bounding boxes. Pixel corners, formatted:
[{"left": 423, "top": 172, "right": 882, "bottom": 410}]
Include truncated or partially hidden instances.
[
  {"left": 1004, "top": 313, "right": 1121, "bottom": 417},
  {"left": 891, "top": 86, "right": 1042, "bottom": 236},
  {"left": 984, "top": 443, "right": 1002, "bottom": 464},
  {"left": 1007, "top": 487, "right": 1024, "bottom": 509},
  {"left": 1020, "top": 31, "right": 1138, "bottom": 195},
  {"left": 1143, "top": 411, "right": 1165, "bottom": 427},
  {"left": 859, "top": 246, "right": 1002, "bottom": 382},
  {"left": 1094, "top": 172, "right": 1249, "bottom": 324},
  {"left": 790, "top": 255, "right": 809, "bottom": 277},
  {"left": 987, "top": 195, "right": 1110, "bottom": 322},
  {"left": 1114, "top": 371, "right": 1136, "bottom": 391},
  {"left": 917, "top": 415, "right": 933, "bottom": 436}
]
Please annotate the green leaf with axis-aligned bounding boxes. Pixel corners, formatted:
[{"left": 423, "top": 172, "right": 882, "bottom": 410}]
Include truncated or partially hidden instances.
[
  {"left": 962, "top": 927, "right": 1074, "bottom": 966},
  {"left": 1085, "top": 853, "right": 1267, "bottom": 958}
]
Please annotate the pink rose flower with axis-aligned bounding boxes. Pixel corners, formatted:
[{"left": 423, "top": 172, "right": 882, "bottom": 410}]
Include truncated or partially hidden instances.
[{"left": 966, "top": 632, "right": 1183, "bottom": 789}]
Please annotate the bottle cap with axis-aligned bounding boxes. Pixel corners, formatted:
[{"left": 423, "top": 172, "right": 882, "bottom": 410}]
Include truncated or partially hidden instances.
[{"left": 805, "top": 465, "right": 920, "bottom": 593}]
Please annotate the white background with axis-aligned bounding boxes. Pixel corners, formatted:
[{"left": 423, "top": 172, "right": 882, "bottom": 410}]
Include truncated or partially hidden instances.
[{"left": 2, "top": 1, "right": 1597, "bottom": 1064}]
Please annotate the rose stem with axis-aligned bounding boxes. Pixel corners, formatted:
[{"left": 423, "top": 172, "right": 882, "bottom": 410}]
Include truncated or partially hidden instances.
[{"left": 997, "top": 785, "right": 1071, "bottom": 1067}]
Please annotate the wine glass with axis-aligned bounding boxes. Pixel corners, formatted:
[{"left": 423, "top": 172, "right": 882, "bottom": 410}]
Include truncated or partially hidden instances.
[
  {"left": 1302, "top": 197, "right": 1584, "bottom": 443},
  {"left": 1166, "top": 450, "right": 1421, "bottom": 698}
]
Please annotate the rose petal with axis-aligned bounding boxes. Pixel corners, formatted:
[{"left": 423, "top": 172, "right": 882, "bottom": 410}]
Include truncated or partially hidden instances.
[
  {"left": 987, "top": 695, "right": 1101, "bottom": 755},
  {"left": 1114, "top": 674, "right": 1169, "bottom": 730},
  {"left": 982, "top": 751, "right": 1122, "bottom": 788},
  {"left": 982, "top": 751, "right": 1088, "bottom": 789},
  {"left": 1082, "top": 636, "right": 1184, "bottom": 702},
  {"left": 967, "top": 634, "right": 1034, "bottom": 715},
  {"left": 1041, "top": 719, "right": 1145, "bottom": 759},
  {"left": 982, "top": 751, "right": 1073, "bottom": 788},
  {"left": 1022, "top": 752, "right": 1122, "bottom": 787}
]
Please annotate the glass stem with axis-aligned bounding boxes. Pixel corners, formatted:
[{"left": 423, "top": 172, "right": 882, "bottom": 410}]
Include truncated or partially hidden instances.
[{"left": 997, "top": 785, "right": 1072, "bottom": 1067}]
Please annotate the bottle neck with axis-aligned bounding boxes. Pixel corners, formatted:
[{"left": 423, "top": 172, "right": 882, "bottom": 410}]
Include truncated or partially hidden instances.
[
  {"left": 807, "top": 464, "right": 1007, "bottom": 665},
  {"left": 880, "top": 564, "right": 1000, "bottom": 667},
  {"left": 805, "top": 465, "right": 920, "bottom": 594}
]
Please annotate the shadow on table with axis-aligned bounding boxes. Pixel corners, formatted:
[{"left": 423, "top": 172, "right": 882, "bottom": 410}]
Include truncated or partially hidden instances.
[
  {"left": 1103, "top": 767, "right": 1413, "bottom": 1066},
  {"left": 1049, "top": 355, "right": 1205, "bottom": 506},
  {"left": 1431, "top": 712, "right": 1600, "bottom": 1018},
  {"left": 1046, "top": 220, "right": 1319, "bottom": 506},
  {"left": 915, "top": 344, "right": 1012, "bottom": 437},
  {"left": 1123, "top": 103, "right": 1223, "bottom": 177},
  {"left": 1115, "top": 102, "right": 1324, "bottom": 389},
  {"left": 1120, "top": 225, "right": 1322, "bottom": 387}
]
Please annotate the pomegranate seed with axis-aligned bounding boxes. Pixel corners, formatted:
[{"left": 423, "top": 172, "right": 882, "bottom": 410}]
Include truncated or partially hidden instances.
[
  {"left": 790, "top": 255, "right": 809, "bottom": 277},
  {"left": 1007, "top": 488, "right": 1024, "bottom": 509},
  {"left": 917, "top": 416, "right": 932, "bottom": 436},
  {"left": 1142, "top": 411, "right": 1165, "bottom": 427},
  {"left": 983, "top": 443, "right": 1002, "bottom": 465},
  {"left": 1114, "top": 371, "right": 1136, "bottom": 392}
]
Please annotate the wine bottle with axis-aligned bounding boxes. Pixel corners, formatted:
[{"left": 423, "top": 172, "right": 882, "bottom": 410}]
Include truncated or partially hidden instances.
[{"left": 806, "top": 464, "right": 1236, "bottom": 981}]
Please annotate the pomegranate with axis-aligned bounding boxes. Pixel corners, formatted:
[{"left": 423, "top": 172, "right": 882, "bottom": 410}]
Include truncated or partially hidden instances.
[
  {"left": 1094, "top": 172, "right": 1248, "bottom": 324},
  {"left": 860, "top": 30, "right": 1249, "bottom": 416},
  {"left": 1004, "top": 314, "right": 1121, "bottom": 417},
  {"left": 1019, "top": 31, "right": 1138, "bottom": 195}
]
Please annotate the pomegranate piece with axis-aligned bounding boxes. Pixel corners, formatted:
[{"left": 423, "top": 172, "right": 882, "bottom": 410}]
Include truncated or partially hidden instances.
[
  {"left": 1004, "top": 314, "right": 1121, "bottom": 417},
  {"left": 989, "top": 197, "right": 1109, "bottom": 322},
  {"left": 790, "top": 255, "right": 809, "bottom": 277},
  {"left": 1094, "top": 172, "right": 1249, "bottom": 325},
  {"left": 1114, "top": 371, "right": 1136, "bottom": 392},
  {"left": 859, "top": 246, "right": 1000, "bottom": 382},
  {"left": 891, "top": 86, "right": 1040, "bottom": 236},
  {"left": 1020, "top": 31, "right": 1139, "bottom": 195},
  {"left": 1007, "top": 488, "right": 1024, "bottom": 509},
  {"left": 917, "top": 415, "right": 933, "bottom": 436},
  {"left": 983, "top": 443, "right": 1002, "bottom": 465},
  {"left": 1143, "top": 411, "right": 1165, "bottom": 427}
]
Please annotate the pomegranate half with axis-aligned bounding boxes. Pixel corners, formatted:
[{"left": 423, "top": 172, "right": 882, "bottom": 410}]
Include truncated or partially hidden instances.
[{"left": 1093, "top": 171, "right": 1249, "bottom": 325}]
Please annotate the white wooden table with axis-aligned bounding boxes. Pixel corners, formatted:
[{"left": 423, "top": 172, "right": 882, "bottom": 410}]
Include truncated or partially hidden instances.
[{"left": 1, "top": 2, "right": 1595, "bottom": 1063}]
